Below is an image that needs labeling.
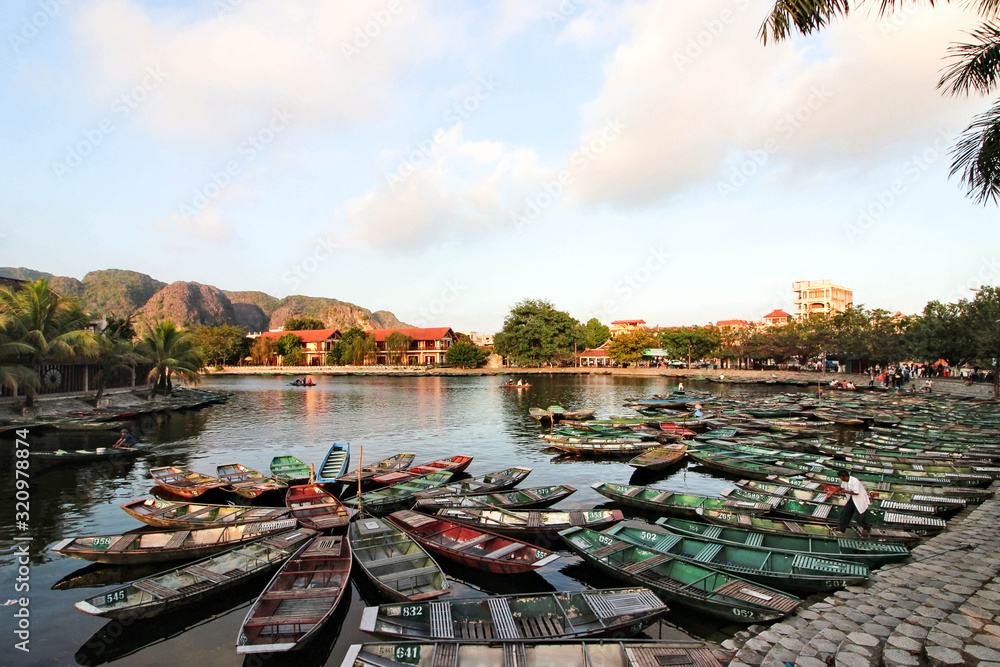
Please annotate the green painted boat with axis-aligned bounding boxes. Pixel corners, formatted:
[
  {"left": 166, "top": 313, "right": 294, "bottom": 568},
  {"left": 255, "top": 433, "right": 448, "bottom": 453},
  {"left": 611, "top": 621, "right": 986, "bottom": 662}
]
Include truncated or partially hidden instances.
[
  {"left": 347, "top": 516, "right": 449, "bottom": 602},
  {"left": 816, "top": 459, "right": 994, "bottom": 487},
  {"left": 559, "top": 526, "right": 801, "bottom": 622},
  {"left": 684, "top": 451, "right": 803, "bottom": 480},
  {"left": 604, "top": 520, "right": 868, "bottom": 593},
  {"left": 628, "top": 444, "right": 687, "bottom": 471},
  {"left": 411, "top": 467, "right": 532, "bottom": 500},
  {"left": 592, "top": 482, "right": 771, "bottom": 518},
  {"left": 695, "top": 427, "right": 738, "bottom": 440},
  {"left": 344, "top": 472, "right": 456, "bottom": 514},
  {"left": 434, "top": 507, "right": 625, "bottom": 536},
  {"left": 779, "top": 460, "right": 988, "bottom": 488},
  {"left": 413, "top": 485, "right": 576, "bottom": 511},
  {"left": 335, "top": 453, "right": 416, "bottom": 485},
  {"left": 358, "top": 587, "right": 668, "bottom": 641},
  {"left": 773, "top": 473, "right": 993, "bottom": 502},
  {"left": 695, "top": 508, "right": 922, "bottom": 546},
  {"left": 269, "top": 456, "right": 312, "bottom": 484},
  {"left": 731, "top": 479, "right": 963, "bottom": 515},
  {"left": 654, "top": 516, "right": 910, "bottom": 566}
]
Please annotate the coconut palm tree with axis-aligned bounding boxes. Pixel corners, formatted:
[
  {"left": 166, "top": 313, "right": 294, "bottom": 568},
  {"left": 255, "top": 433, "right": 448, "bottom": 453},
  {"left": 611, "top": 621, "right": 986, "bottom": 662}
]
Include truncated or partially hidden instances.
[
  {"left": 0, "top": 279, "right": 97, "bottom": 406},
  {"left": 137, "top": 320, "right": 205, "bottom": 399},
  {"left": 92, "top": 335, "right": 142, "bottom": 404},
  {"left": 0, "top": 334, "right": 39, "bottom": 397},
  {"left": 761, "top": 0, "right": 1000, "bottom": 204}
]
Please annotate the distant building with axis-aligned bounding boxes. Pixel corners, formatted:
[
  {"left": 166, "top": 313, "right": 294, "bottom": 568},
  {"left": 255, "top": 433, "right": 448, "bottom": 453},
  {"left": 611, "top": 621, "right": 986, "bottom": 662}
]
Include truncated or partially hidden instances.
[
  {"left": 609, "top": 320, "right": 647, "bottom": 337},
  {"left": 793, "top": 280, "right": 853, "bottom": 319},
  {"left": 761, "top": 309, "right": 792, "bottom": 327},
  {"left": 256, "top": 329, "right": 341, "bottom": 365},
  {"left": 578, "top": 345, "right": 613, "bottom": 367},
  {"left": 716, "top": 319, "right": 750, "bottom": 330},
  {"left": 458, "top": 331, "right": 494, "bottom": 347},
  {"left": 368, "top": 327, "right": 455, "bottom": 366}
]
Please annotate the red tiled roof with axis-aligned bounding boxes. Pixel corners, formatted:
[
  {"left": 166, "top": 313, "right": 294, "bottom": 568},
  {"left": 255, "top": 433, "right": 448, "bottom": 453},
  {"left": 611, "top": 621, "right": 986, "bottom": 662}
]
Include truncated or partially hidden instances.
[
  {"left": 762, "top": 309, "right": 790, "bottom": 319},
  {"left": 258, "top": 328, "right": 339, "bottom": 343},
  {"left": 717, "top": 319, "right": 749, "bottom": 327},
  {"left": 611, "top": 319, "right": 646, "bottom": 325},
  {"left": 579, "top": 348, "right": 610, "bottom": 357},
  {"left": 367, "top": 327, "right": 454, "bottom": 342}
]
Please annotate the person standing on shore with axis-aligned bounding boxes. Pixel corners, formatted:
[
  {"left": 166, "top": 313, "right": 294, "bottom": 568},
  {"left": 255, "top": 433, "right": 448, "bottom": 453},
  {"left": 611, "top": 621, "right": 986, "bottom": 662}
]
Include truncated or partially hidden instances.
[{"left": 835, "top": 470, "right": 870, "bottom": 534}]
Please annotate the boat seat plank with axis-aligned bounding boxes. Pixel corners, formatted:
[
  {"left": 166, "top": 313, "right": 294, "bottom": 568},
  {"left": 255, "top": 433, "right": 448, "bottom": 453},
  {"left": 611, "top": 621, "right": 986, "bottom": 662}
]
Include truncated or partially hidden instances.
[
  {"left": 184, "top": 564, "right": 231, "bottom": 583},
  {"left": 367, "top": 552, "right": 426, "bottom": 567},
  {"left": 262, "top": 588, "right": 340, "bottom": 600},
  {"left": 623, "top": 554, "right": 670, "bottom": 574},
  {"left": 783, "top": 521, "right": 806, "bottom": 533},
  {"left": 487, "top": 596, "right": 520, "bottom": 639},
  {"left": 452, "top": 534, "right": 495, "bottom": 551},
  {"left": 693, "top": 542, "right": 724, "bottom": 563},
  {"left": 503, "top": 643, "right": 527, "bottom": 667},
  {"left": 132, "top": 579, "right": 180, "bottom": 599},
  {"left": 483, "top": 542, "right": 526, "bottom": 560},
  {"left": 569, "top": 511, "right": 585, "bottom": 525},
  {"left": 811, "top": 504, "right": 832, "bottom": 520},
  {"left": 744, "top": 532, "right": 764, "bottom": 547},
  {"left": 429, "top": 601, "right": 454, "bottom": 639},
  {"left": 106, "top": 534, "right": 137, "bottom": 552},
  {"left": 701, "top": 526, "right": 723, "bottom": 539},
  {"left": 623, "top": 486, "right": 645, "bottom": 497},
  {"left": 593, "top": 542, "right": 631, "bottom": 559},
  {"left": 379, "top": 566, "right": 441, "bottom": 582},
  {"left": 302, "top": 537, "right": 343, "bottom": 558},
  {"left": 162, "top": 530, "right": 191, "bottom": 550},
  {"left": 518, "top": 489, "right": 542, "bottom": 501},
  {"left": 243, "top": 612, "right": 325, "bottom": 627},
  {"left": 433, "top": 642, "right": 458, "bottom": 667}
]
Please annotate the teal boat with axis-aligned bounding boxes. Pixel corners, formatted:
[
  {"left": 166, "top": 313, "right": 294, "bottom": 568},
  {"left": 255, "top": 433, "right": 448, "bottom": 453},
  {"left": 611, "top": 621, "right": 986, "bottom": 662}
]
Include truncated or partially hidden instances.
[
  {"left": 314, "top": 442, "right": 351, "bottom": 484},
  {"left": 730, "top": 479, "right": 961, "bottom": 515},
  {"left": 695, "top": 508, "right": 923, "bottom": 546},
  {"left": 654, "top": 516, "right": 910, "bottom": 567},
  {"left": 412, "top": 467, "right": 532, "bottom": 500},
  {"left": 344, "top": 472, "right": 455, "bottom": 514},
  {"left": 603, "top": 520, "right": 869, "bottom": 593},
  {"left": 592, "top": 482, "right": 771, "bottom": 518},
  {"left": 347, "top": 516, "right": 449, "bottom": 602},
  {"left": 559, "top": 526, "right": 801, "bottom": 622},
  {"left": 269, "top": 456, "right": 311, "bottom": 484},
  {"left": 413, "top": 485, "right": 576, "bottom": 511},
  {"left": 684, "top": 451, "right": 803, "bottom": 480}
]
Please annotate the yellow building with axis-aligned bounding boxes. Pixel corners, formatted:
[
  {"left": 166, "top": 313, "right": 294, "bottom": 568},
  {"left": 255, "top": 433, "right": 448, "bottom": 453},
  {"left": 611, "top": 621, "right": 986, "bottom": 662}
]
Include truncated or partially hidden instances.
[
  {"left": 609, "top": 320, "right": 647, "bottom": 337},
  {"left": 792, "top": 280, "right": 853, "bottom": 319}
]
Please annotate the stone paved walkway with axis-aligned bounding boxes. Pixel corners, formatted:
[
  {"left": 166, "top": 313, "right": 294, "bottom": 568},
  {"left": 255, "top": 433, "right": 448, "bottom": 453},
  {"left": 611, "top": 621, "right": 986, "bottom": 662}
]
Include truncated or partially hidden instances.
[{"left": 718, "top": 480, "right": 1000, "bottom": 666}]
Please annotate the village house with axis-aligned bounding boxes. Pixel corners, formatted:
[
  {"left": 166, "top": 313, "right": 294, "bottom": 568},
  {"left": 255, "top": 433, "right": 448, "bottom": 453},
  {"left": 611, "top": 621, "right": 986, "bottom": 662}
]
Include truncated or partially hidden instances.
[
  {"left": 761, "top": 309, "right": 792, "bottom": 327},
  {"left": 255, "top": 329, "right": 341, "bottom": 365},
  {"left": 368, "top": 327, "right": 455, "bottom": 366},
  {"left": 609, "top": 319, "right": 647, "bottom": 337}
]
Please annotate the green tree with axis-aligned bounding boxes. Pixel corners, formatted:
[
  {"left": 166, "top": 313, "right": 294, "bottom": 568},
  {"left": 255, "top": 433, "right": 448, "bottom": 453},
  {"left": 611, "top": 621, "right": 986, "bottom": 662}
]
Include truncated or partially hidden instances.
[
  {"left": 386, "top": 332, "right": 413, "bottom": 365},
  {"left": 446, "top": 340, "right": 490, "bottom": 368},
  {"left": 104, "top": 313, "right": 137, "bottom": 341},
  {"left": 328, "top": 326, "right": 368, "bottom": 365},
  {"left": 0, "top": 279, "right": 98, "bottom": 406},
  {"left": 657, "top": 326, "right": 720, "bottom": 367},
  {"left": 351, "top": 334, "right": 376, "bottom": 365},
  {"left": 283, "top": 346, "right": 305, "bottom": 366},
  {"left": 138, "top": 320, "right": 204, "bottom": 398},
  {"left": 493, "top": 299, "right": 583, "bottom": 366},
  {"left": 91, "top": 335, "right": 141, "bottom": 404},
  {"left": 580, "top": 318, "right": 611, "bottom": 349},
  {"left": 607, "top": 328, "right": 657, "bottom": 366},
  {"left": 283, "top": 317, "right": 326, "bottom": 330},
  {"left": 251, "top": 336, "right": 278, "bottom": 365},
  {"left": 193, "top": 324, "right": 249, "bottom": 366},
  {"left": 0, "top": 332, "right": 38, "bottom": 397},
  {"left": 761, "top": 0, "right": 1000, "bottom": 204},
  {"left": 275, "top": 333, "right": 301, "bottom": 359}
]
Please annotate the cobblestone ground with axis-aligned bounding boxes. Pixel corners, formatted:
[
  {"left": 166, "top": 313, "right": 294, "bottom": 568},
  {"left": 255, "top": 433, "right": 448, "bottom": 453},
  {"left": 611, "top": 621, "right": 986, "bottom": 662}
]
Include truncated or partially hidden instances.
[{"left": 716, "top": 480, "right": 1000, "bottom": 666}]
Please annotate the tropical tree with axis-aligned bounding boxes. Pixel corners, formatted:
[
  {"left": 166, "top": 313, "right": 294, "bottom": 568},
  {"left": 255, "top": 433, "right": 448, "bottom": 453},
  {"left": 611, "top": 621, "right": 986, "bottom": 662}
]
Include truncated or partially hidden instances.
[
  {"left": 607, "top": 328, "right": 657, "bottom": 366},
  {"left": 0, "top": 332, "right": 38, "bottom": 397},
  {"left": 250, "top": 336, "right": 278, "bottom": 365},
  {"left": 446, "top": 340, "right": 490, "bottom": 368},
  {"left": 103, "top": 313, "right": 137, "bottom": 341},
  {"left": 580, "top": 318, "right": 611, "bottom": 349},
  {"left": 350, "top": 334, "right": 376, "bottom": 365},
  {"left": 494, "top": 299, "right": 583, "bottom": 366},
  {"left": 91, "top": 335, "right": 141, "bottom": 404},
  {"left": 386, "top": 332, "right": 413, "bottom": 365},
  {"left": 657, "top": 326, "right": 720, "bottom": 368},
  {"left": 0, "top": 279, "right": 97, "bottom": 406},
  {"left": 192, "top": 324, "right": 248, "bottom": 366},
  {"left": 275, "top": 333, "right": 301, "bottom": 362},
  {"left": 137, "top": 320, "right": 204, "bottom": 398},
  {"left": 761, "top": 0, "right": 1000, "bottom": 205},
  {"left": 283, "top": 316, "right": 326, "bottom": 330}
]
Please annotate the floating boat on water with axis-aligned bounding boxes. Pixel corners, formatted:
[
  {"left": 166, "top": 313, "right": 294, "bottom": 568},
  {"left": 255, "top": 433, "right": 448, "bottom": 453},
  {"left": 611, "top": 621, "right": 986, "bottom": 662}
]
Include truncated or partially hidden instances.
[
  {"left": 592, "top": 482, "right": 772, "bottom": 518},
  {"left": 542, "top": 436, "right": 661, "bottom": 455},
  {"left": 269, "top": 456, "right": 312, "bottom": 484},
  {"left": 604, "top": 520, "right": 868, "bottom": 593},
  {"left": 217, "top": 463, "right": 287, "bottom": 499},
  {"left": 628, "top": 444, "right": 687, "bottom": 471},
  {"left": 237, "top": 535, "right": 352, "bottom": 653},
  {"left": 654, "top": 516, "right": 910, "bottom": 567},
  {"left": 341, "top": 640, "right": 723, "bottom": 667},
  {"left": 314, "top": 443, "right": 351, "bottom": 484},
  {"left": 411, "top": 467, "right": 531, "bottom": 499},
  {"left": 684, "top": 450, "right": 803, "bottom": 480},
  {"left": 149, "top": 466, "right": 230, "bottom": 498},
  {"left": 387, "top": 510, "right": 561, "bottom": 575},
  {"left": 729, "top": 479, "right": 959, "bottom": 516},
  {"left": 413, "top": 485, "right": 577, "bottom": 511},
  {"left": 335, "top": 453, "right": 416, "bottom": 485},
  {"left": 51, "top": 519, "right": 300, "bottom": 565},
  {"left": 434, "top": 507, "right": 624, "bottom": 537},
  {"left": 120, "top": 498, "right": 293, "bottom": 529},
  {"left": 31, "top": 444, "right": 152, "bottom": 467},
  {"left": 348, "top": 516, "right": 449, "bottom": 602},
  {"left": 358, "top": 587, "right": 668, "bottom": 641},
  {"left": 798, "top": 472, "right": 995, "bottom": 501},
  {"left": 696, "top": 508, "right": 923, "bottom": 546},
  {"left": 345, "top": 472, "right": 457, "bottom": 514},
  {"left": 560, "top": 526, "right": 801, "bottom": 622},
  {"left": 285, "top": 484, "right": 352, "bottom": 531},
  {"left": 371, "top": 455, "right": 473, "bottom": 486},
  {"left": 73, "top": 527, "right": 317, "bottom": 619}
]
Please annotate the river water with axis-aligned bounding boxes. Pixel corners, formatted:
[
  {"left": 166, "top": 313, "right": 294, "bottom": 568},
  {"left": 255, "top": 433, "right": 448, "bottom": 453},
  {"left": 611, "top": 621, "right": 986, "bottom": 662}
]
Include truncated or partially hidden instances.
[{"left": 0, "top": 374, "right": 807, "bottom": 667}]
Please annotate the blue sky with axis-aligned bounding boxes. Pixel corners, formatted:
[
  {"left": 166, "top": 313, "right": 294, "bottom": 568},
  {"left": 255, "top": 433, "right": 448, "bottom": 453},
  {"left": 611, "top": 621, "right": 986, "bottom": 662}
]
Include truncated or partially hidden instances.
[{"left": 2, "top": 0, "right": 997, "bottom": 333}]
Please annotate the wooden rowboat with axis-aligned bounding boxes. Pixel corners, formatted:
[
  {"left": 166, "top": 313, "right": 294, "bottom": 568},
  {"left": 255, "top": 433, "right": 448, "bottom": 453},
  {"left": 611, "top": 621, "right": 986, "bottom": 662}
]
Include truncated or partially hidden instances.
[
  {"left": 592, "top": 482, "right": 771, "bottom": 518},
  {"left": 51, "top": 519, "right": 301, "bottom": 565},
  {"left": 73, "top": 527, "right": 318, "bottom": 619},
  {"left": 149, "top": 466, "right": 230, "bottom": 499},
  {"left": 269, "top": 456, "right": 312, "bottom": 484},
  {"left": 237, "top": 535, "right": 352, "bottom": 653},
  {"left": 560, "top": 526, "right": 801, "bottom": 623},
  {"left": 434, "top": 507, "right": 624, "bottom": 536},
  {"left": 120, "top": 498, "right": 292, "bottom": 529},
  {"left": 696, "top": 508, "right": 923, "bottom": 546},
  {"left": 217, "top": 463, "right": 287, "bottom": 499},
  {"left": 372, "top": 456, "right": 473, "bottom": 486},
  {"left": 348, "top": 516, "right": 449, "bottom": 601},
  {"left": 314, "top": 443, "right": 351, "bottom": 484},
  {"left": 653, "top": 516, "right": 911, "bottom": 567},
  {"left": 31, "top": 444, "right": 152, "bottom": 467},
  {"left": 359, "top": 588, "right": 668, "bottom": 641},
  {"left": 387, "top": 510, "right": 561, "bottom": 575},
  {"left": 628, "top": 444, "right": 687, "bottom": 471},
  {"left": 411, "top": 467, "right": 531, "bottom": 500},
  {"left": 342, "top": 640, "right": 723, "bottom": 667},
  {"left": 345, "top": 472, "right": 457, "bottom": 514},
  {"left": 413, "top": 485, "right": 577, "bottom": 511},
  {"left": 285, "top": 484, "right": 352, "bottom": 531},
  {"left": 733, "top": 478, "right": 966, "bottom": 515},
  {"left": 335, "top": 453, "right": 415, "bottom": 485}
]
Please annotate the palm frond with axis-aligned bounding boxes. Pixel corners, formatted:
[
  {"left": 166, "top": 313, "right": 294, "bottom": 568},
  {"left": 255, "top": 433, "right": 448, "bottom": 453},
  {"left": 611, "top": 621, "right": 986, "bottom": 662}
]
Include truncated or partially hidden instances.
[
  {"left": 940, "top": 21, "right": 1000, "bottom": 96},
  {"left": 759, "top": 0, "right": 948, "bottom": 44},
  {"left": 950, "top": 98, "right": 1000, "bottom": 203}
]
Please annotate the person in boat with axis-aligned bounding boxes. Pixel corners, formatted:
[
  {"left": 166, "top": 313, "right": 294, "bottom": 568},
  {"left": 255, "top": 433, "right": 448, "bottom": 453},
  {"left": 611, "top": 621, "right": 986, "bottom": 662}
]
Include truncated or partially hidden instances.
[
  {"left": 834, "top": 470, "right": 871, "bottom": 534},
  {"left": 693, "top": 404, "right": 704, "bottom": 418},
  {"left": 677, "top": 382, "right": 684, "bottom": 392},
  {"left": 113, "top": 429, "right": 137, "bottom": 449},
  {"left": 517, "top": 378, "right": 523, "bottom": 386}
]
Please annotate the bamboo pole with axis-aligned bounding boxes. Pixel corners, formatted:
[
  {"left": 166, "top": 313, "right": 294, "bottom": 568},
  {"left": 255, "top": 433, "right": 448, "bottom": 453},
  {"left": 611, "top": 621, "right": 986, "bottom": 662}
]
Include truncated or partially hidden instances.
[{"left": 357, "top": 443, "right": 363, "bottom": 516}]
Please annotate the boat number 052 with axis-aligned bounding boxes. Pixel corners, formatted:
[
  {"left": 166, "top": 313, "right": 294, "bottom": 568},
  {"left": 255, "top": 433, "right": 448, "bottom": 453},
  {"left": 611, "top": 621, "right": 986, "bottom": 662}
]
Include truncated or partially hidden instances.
[{"left": 731, "top": 608, "right": 755, "bottom": 619}]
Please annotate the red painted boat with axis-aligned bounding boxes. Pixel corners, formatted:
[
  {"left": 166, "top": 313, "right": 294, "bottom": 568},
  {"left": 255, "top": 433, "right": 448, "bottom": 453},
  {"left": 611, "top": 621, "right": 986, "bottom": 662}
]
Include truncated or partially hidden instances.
[
  {"left": 372, "top": 456, "right": 473, "bottom": 486},
  {"left": 285, "top": 484, "right": 352, "bottom": 531},
  {"left": 386, "top": 510, "right": 560, "bottom": 575},
  {"left": 150, "top": 466, "right": 229, "bottom": 498},
  {"left": 657, "top": 423, "right": 697, "bottom": 437}
]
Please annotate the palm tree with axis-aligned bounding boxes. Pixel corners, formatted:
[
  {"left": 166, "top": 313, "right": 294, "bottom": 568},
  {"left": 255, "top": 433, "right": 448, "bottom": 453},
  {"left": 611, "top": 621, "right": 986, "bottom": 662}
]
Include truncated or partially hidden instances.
[
  {"left": 0, "top": 279, "right": 97, "bottom": 406},
  {"left": 138, "top": 320, "right": 205, "bottom": 399},
  {"left": 761, "top": 0, "right": 1000, "bottom": 204},
  {"left": 92, "top": 335, "right": 142, "bottom": 404},
  {"left": 0, "top": 334, "right": 39, "bottom": 397}
]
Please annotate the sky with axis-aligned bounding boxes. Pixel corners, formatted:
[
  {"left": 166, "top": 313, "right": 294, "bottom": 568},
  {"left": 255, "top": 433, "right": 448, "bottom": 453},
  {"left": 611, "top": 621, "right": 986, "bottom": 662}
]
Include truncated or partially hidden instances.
[{"left": 1, "top": 0, "right": 998, "bottom": 334}]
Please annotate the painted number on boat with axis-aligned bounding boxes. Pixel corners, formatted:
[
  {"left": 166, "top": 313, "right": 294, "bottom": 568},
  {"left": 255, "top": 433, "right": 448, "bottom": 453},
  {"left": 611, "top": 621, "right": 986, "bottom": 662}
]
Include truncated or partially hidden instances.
[
  {"left": 825, "top": 580, "right": 846, "bottom": 588},
  {"left": 394, "top": 645, "right": 421, "bottom": 665},
  {"left": 731, "top": 608, "right": 756, "bottom": 619},
  {"left": 92, "top": 537, "right": 113, "bottom": 548},
  {"left": 401, "top": 605, "right": 424, "bottom": 618},
  {"left": 536, "top": 488, "right": 550, "bottom": 495},
  {"left": 104, "top": 589, "right": 127, "bottom": 605},
  {"left": 597, "top": 535, "right": 613, "bottom": 545},
  {"left": 640, "top": 532, "right": 658, "bottom": 542}
]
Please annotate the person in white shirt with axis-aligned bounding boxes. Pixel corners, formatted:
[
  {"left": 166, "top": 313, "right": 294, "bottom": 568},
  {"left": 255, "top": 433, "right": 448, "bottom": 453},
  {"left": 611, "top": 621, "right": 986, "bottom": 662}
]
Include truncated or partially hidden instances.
[{"left": 835, "top": 470, "right": 871, "bottom": 533}]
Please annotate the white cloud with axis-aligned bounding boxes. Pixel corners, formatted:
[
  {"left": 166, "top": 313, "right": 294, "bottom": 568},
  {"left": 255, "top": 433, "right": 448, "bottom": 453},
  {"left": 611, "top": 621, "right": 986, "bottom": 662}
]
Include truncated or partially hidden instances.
[{"left": 155, "top": 206, "right": 236, "bottom": 245}]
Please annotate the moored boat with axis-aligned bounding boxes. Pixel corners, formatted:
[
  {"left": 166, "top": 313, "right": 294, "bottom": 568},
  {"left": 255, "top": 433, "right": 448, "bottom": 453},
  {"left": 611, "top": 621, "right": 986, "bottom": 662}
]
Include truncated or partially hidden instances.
[
  {"left": 120, "top": 498, "right": 293, "bottom": 529},
  {"left": 696, "top": 508, "right": 923, "bottom": 546},
  {"left": 628, "top": 444, "right": 687, "bottom": 471},
  {"left": 413, "top": 485, "right": 576, "bottom": 511},
  {"left": 345, "top": 472, "right": 457, "bottom": 514},
  {"left": 371, "top": 455, "right": 473, "bottom": 486},
  {"left": 411, "top": 466, "right": 531, "bottom": 499},
  {"left": 237, "top": 535, "right": 352, "bottom": 653},
  {"left": 434, "top": 507, "right": 625, "bottom": 536},
  {"left": 314, "top": 443, "right": 351, "bottom": 484},
  {"left": 149, "top": 466, "right": 230, "bottom": 499},
  {"left": 358, "top": 588, "right": 668, "bottom": 641},
  {"left": 387, "top": 510, "right": 561, "bottom": 574},
  {"left": 592, "top": 482, "right": 771, "bottom": 518},
  {"left": 269, "top": 456, "right": 312, "bottom": 484},
  {"left": 348, "top": 516, "right": 449, "bottom": 601},
  {"left": 217, "top": 463, "right": 287, "bottom": 499},
  {"left": 286, "top": 484, "right": 352, "bottom": 531},
  {"left": 335, "top": 452, "right": 416, "bottom": 485}
]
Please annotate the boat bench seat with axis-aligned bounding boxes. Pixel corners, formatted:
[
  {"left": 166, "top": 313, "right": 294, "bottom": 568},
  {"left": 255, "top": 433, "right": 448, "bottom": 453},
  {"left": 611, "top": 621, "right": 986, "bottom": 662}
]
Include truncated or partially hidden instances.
[
  {"left": 243, "top": 612, "right": 324, "bottom": 627},
  {"left": 162, "top": 531, "right": 191, "bottom": 550},
  {"left": 133, "top": 579, "right": 180, "bottom": 599},
  {"left": 184, "top": 564, "right": 230, "bottom": 583},
  {"left": 381, "top": 566, "right": 441, "bottom": 581},
  {"left": 106, "top": 534, "right": 137, "bottom": 553},
  {"left": 262, "top": 588, "right": 339, "bottom": 600},
  {"left": 369, "top": 552, "right": 427, "bottom": 567},
  {"left": 452, "top": 535, "right": 495, "bottom": 551},
  {"left": 483, "top": 543, "right": 525, "bottom": 559}
]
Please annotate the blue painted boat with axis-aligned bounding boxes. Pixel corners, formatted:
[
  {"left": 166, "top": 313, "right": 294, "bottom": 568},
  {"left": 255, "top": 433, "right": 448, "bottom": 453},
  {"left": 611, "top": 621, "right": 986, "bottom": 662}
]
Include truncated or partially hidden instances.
[{"left": 315, "top": 443, "right": 351, "bottom": 484}]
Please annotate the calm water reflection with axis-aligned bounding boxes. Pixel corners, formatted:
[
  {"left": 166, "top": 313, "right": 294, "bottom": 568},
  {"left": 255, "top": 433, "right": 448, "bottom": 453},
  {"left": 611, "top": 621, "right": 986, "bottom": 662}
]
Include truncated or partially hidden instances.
[{"left": 0, "top": 374, "right": 804, "bottom": 666}]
